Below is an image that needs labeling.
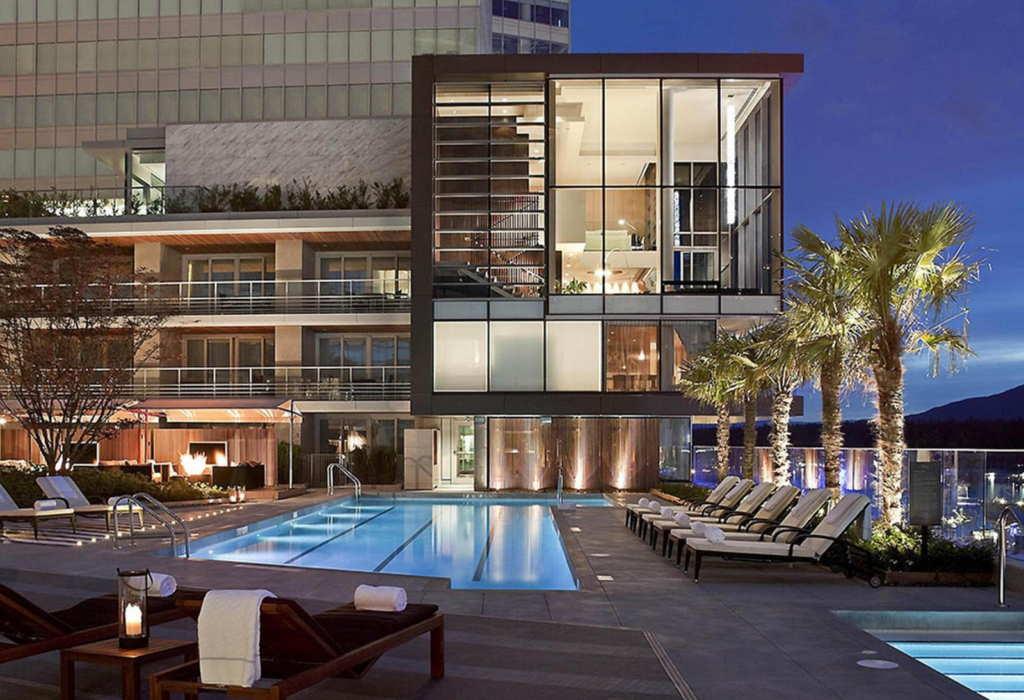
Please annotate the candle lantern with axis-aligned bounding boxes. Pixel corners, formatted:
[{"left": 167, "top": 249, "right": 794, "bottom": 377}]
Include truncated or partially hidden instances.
[{"left": 117, "top": 568, "right": 150, "bottom": 649}]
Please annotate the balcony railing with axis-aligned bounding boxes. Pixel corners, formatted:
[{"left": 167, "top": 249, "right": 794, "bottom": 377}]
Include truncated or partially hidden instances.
[
  {"left": 30, "top": 279, "right": 411, "bottom": 316},
  {"left": 131, "top": 366, "right": 411, "bottom": 400}
]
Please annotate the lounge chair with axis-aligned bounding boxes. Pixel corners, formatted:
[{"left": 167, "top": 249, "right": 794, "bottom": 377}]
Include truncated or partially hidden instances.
[
  {"left": 683, "top": 493, "right": 872, "bottom": 582},
  {"left": 0, "top": 484, "right": 76, "bottom": 539},
  {"left": 645, "top": 481, "right": 777, "bottom": 552},
  {"left": 149, "top": 596, "right": 444, "bottom": 700},
  {"left": 624, "top": 475, "right": 739, "bottom": 531},
  {"left": 36, "top": 476, "right": 143, "bottom": 530},
  {"left": 638, "top": 479, "right": 755, "bottom": 539},
  {"left": 670, "top": 487, "right": 830, "bottom": 566},
  {"left": 0, "top": 582, "right": 193, "bottom": 664}
]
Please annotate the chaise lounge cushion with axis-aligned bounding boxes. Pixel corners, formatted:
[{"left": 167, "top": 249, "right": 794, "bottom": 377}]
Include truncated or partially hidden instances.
[{"left": 313, "top": 603, "right": 439, "bottom": 655}]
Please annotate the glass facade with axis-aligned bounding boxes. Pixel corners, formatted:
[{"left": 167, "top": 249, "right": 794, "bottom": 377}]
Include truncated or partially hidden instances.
[
  {"left": 432, "top": 319, "right": 715, "bottom": 393},
  {"left": 551, "top": 77, "right": 782, "bottom": 296}
]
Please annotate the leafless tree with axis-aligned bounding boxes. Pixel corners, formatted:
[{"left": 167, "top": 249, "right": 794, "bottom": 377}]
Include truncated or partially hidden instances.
[{"left": 0, "top": 226, "right": 172, "bottom": 473}]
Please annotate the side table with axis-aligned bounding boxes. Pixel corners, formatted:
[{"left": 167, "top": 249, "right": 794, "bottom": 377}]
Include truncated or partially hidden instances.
[{"left": 61, "top": 637, "right": 197, "bottom": 700}]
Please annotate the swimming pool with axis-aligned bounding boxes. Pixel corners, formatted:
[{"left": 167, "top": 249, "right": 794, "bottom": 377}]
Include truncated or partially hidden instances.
[
  {"left": 188, "top": 496, "right": 610, "bottom": 590},
  {"left": 838, "top": 610, "right": 1024, "bottom": 700}
]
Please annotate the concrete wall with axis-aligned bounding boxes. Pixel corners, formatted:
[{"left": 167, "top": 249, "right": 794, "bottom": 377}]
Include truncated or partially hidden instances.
[{"left": 165, "top": 118, "right": 411, "bottom": 189}]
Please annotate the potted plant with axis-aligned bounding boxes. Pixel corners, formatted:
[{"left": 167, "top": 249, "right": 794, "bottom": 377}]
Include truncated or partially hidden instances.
[{"left": 855, "top": 525, "right": 995, "bottom": 587}]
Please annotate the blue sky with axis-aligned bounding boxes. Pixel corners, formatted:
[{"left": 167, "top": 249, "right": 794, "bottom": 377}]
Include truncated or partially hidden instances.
[{"left": 573, "top": 0, "right": 1024, "bottom": 420}]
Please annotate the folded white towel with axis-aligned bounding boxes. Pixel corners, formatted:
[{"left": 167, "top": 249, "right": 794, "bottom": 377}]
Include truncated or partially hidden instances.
[
  {"left": 33, "top": 499, "right": 60, "bottom": 511},
  {"left": 638, "top": 497, "right": 650, "bottom": 508},
  {"left": 198, "top": 589, "right": 276, "bottom": 688},
  {"left": 660, "top": 506, "right": 674, "bottom": 518},
  {"left": 354, "top": 585, "right": 407, "bottom": 612},
  {"left": 148, "top": 573, "right": 177, "bottom": 598},
  {"left": 705, "top": 526, "right": 727, "bottom": 544},
  {"left": 674, "top": 512, "right": 691, "bottom": 527},
  {"left": 690, "top": 520, "right": 707, "bottom": 536}
]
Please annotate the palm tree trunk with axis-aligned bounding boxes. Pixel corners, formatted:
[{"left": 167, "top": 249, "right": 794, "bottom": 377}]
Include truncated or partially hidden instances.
[
  {"left": 716, "top": 402, "right": 731, "bottom": 481},
  {"left": 873, "top": 357, "right": 906, "bottom": 527},
  {"left": 769, "top": 390, "right": 793, "bottom": 486},
  {"left": 742, "top": 398, "right": 757, "bottom": 480},
  {"left": 820, "top": 355, "right": 843, "bottom": 501}
]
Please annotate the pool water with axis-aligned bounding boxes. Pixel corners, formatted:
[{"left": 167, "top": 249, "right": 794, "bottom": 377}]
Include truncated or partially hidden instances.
[
  {"left": 890, "top": 641, "right": 1024, "bottom": 699},
  {"left": 188, "top": 496, "right": 609, "bottom": 590}
]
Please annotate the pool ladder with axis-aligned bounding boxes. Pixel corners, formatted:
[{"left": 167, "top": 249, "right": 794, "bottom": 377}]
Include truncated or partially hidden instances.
[
  {"left": 327, "top": 462, "right": 362, "bottom": 500},
  {"left": 111, "top": 493, "right": 192, "bottom": 559},
  {"left": 998, "top": 505, "right": 1024, "bottom": 607}
]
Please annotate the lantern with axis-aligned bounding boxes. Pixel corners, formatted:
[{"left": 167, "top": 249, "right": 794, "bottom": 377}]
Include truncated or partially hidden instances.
[{"left": 117, "top": 568, "right": 150, "bottom": 649}]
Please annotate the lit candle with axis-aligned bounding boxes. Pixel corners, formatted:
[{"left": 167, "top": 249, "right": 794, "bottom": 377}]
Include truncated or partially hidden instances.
[{"left": 124, "top": 604, "right": 143, "bottom": 637}]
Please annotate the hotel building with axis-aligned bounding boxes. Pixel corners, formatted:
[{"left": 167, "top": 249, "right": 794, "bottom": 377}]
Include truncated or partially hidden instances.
[{"left": 0, "top": 0, "right": 803, "bottom": 492}]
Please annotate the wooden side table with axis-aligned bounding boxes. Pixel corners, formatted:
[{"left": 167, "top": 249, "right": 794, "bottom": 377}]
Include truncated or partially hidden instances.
[{"left": 61, "top": 637, "right": 197, "bottom": 700}]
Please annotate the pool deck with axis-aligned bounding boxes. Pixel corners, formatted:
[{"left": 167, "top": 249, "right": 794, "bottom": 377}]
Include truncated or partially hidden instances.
[{"left": 1, "top": 490, "right": 1016, "bottom": 700}]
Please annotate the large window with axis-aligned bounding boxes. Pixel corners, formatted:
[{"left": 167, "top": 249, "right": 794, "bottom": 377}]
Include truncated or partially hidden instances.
[
  {"left": 551, "top": 78, "right": 781, "bottom": 296},
  {"left": 605, "top": 322, "right": 658, "bottom": 392},
  {"left": 546, "top": 321, "right": 602, "bottom": 391},
  {"left": 490, "top": 321, "right": 543, "bottom": 391},
  {"left": 434, "top": 322, "right": 488, "bottom": 392}
]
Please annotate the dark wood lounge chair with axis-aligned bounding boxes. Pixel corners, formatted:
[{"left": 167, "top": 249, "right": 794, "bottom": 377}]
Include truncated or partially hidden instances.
[
  {"left": 150, "top": 597, "right": 444, "bottom": 700},
  {"left": 0, "top": 582, "right": 195, "bottom": 665}
]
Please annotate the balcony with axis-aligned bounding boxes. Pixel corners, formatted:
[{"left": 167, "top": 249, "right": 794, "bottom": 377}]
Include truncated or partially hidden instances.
[
  {"left": 127, "top": 366, "right": 411, "bottom": 401},
  {"left": 32, "top": 279, "right": 411, "bottom": 317}
]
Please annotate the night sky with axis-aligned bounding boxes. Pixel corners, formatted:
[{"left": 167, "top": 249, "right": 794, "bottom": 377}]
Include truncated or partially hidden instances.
[{"left": 573, "top": 0, "right": 1024, "bottom": 420}]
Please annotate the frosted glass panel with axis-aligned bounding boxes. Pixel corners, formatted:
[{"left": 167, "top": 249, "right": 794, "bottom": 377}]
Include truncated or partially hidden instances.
[
  {"left": 546, "top": 321, "right": 602, "bottom": 391},
  {"left": 490, "top": 322, "right": 543, "bottom": 392},
  {"left": 434, "top": 322, "right": 487, "bottom": 392}
]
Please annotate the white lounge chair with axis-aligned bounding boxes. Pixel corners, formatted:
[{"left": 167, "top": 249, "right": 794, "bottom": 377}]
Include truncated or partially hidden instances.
[
  {"left": 36, "top": 476, "right": 143, "bottom": 530},
  {"left": 624, "top": 476, "right": 739, "bottom": 531},
  {"left": 646, "top": 481, "right": 778, "bottom": 553},
  {"left": 669, "top": 487, "right": 830, "bottom": 565},
  {"left": 0, "top": 484, "right": 76, "bottom": 539},
  {"left": 639, "top": 479, "right": 755, "bottom": 539},
  {"left": 683, "top": 493, "right": 872, "bottom": 582}
]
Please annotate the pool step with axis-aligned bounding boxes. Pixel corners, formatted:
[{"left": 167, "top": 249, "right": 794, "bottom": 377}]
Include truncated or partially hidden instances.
[{"left": 891, "top": 641, "right": 1024, "bottom": 699}]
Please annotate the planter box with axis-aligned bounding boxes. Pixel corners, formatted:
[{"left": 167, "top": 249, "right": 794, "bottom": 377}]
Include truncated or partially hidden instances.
[{"left": 882, "top": 570, "right": 993, "bottom": 587}]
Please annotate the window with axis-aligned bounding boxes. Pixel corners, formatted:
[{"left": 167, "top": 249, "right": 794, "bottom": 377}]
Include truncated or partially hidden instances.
[
  {"left": 490, "top": 322, "right": 543, "bottom": 391},
  {"left": 605, "top": 322, "right": 658, "bottom": 392},
  {"left": 434, "top": 322, "right": 487, "bottom": 392},
  {"left": 546, "top": 322, "right": 602, "bottom": 391},
  {"left": 661, "top": 321, "right": 716, "bottom": 389}
]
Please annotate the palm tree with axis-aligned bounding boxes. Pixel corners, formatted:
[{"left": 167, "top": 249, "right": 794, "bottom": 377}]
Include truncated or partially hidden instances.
[
  {"left": 747, "top": 320, "right": 805, "bottom": 486},
  {"left": 839, "top": 201, "right": 981, "bottom": 527},
  {"left": 730, "top": 329, "right": 766, "bottom": 481},
  {"left": 783, "top": 227, "right": 867, "bottom": 499},
  {"left": 678, "top": 333, "right": 742, "bottom": 481}
]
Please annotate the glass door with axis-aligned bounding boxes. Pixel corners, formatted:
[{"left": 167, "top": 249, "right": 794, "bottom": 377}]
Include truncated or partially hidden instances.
[{"left": 456, "top": 424, "right": 475, "bottom": 477}]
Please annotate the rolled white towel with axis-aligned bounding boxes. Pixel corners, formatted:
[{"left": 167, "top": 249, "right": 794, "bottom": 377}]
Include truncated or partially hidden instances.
[
  {"left": 354, "top": 584, "right": 407, "bottom": 612},
  {"left": 674, "top": 512, "right": 691, "bottom": 527},
  {"left": 705, "top": 526, "right": 727, "bottom": 544},
  {"left": 660, "top": 506, "right": 674, "bottom": 518},
  {"left": 33, "top": 499, "right": 60, "bottom": 511},
  {"left": 690, "top": 520, "right": 708, "bottom": 536},
  {"left": 648, "top": 500, "right": 660, "bottom": 511},
  {"left": 108, "top": 496, "right": 126, "bottom": 506},
  {"left": 638, "top": 497, "right": 650, "bottom": 508},
  {"left": 148, "top": 573, "right": 177, "bottom": 598}
]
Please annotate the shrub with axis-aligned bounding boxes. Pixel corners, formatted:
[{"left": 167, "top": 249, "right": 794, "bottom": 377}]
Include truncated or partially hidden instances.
[
  {"left": 350, "top": 446, "right": 397, "bottom": 485},
  {"left": 857, "top": 524, "right": 995, "bottom": 574},
  {"left": 277, "top": 441, "right": 302, "bottom": 485},
  {"left": 656, "top": 482, "right": 711, "bottom": 503},
  {"left": 0, "top": 464, "right": 225, "bottom": 506}
]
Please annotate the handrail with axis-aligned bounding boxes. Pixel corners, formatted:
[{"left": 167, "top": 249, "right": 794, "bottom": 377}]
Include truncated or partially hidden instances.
[
  {"left": 327, "top": 462, "right": 362, "bottom": 500},
  {"left": 110, "top": 493, "right": 192, "bottom": 559},
  {"left": 998, "top": 506, "right": 1024, "bottom": 607}
]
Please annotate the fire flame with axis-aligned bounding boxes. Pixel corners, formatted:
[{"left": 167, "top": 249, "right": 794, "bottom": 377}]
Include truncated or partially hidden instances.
[{"left": 179, "top": 451, "right": 208, "bottom": 476}]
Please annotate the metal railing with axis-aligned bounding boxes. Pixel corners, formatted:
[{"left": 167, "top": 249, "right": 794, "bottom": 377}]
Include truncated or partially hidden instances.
[
  {"left": 110, "top": 492, "right": 192, "bottom": 559},
  {"left": 29, "top": 278, "right": 411, "bottom": 316},
  {"left": 131, "top": 366, "right": 411, "bottom": 400},
  {"left": 998, "top": 506, "right": 1024, "bottom": 606},
  {"left": 327, "top": 462, "right": 362, "bottom": 499}
]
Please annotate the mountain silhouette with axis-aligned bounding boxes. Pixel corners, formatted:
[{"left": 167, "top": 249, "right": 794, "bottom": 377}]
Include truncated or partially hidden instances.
[{"left": 911, "top": 384, "right": 1024, "bottom": 422}]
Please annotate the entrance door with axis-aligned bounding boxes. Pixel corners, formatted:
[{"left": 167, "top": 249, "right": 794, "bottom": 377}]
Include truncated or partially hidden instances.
[{"left": 439, "top": 417, "right": 476, "bottom": 487}]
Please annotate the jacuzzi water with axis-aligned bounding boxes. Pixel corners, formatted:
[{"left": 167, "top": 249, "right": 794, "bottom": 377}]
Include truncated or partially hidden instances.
[{"left": 186, "top": 496, "right": 610, "bottom": 590}]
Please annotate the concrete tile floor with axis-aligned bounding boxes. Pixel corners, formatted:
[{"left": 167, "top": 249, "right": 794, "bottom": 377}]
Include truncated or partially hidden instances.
[{"left": 1, "top": 490, "right": 1018, "bottom": 699}]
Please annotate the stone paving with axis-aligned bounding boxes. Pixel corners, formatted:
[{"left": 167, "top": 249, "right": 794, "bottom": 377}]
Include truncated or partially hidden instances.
[{"left": 1, "top": 490, "right": 1019, "bottom": 699}]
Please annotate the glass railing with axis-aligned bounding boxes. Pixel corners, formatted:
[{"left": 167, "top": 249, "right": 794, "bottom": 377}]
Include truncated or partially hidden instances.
[
  {"left": 686, "top": 446, "right": 1024, "bottom": 547},
  {"left": 0, "top": 180, "right": 409, "bottom": 219},
  {"left": 29, "top": 279, "right": 412, "bottom": 315}
]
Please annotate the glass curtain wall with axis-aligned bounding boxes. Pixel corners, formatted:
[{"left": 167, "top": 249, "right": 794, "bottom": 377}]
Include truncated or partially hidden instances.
[
  {"left": 432, "top": 82, "right": 546, "bottom": 298},
  {"left": 552, "top": 78, "right": 781, "bottom": 296}
]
